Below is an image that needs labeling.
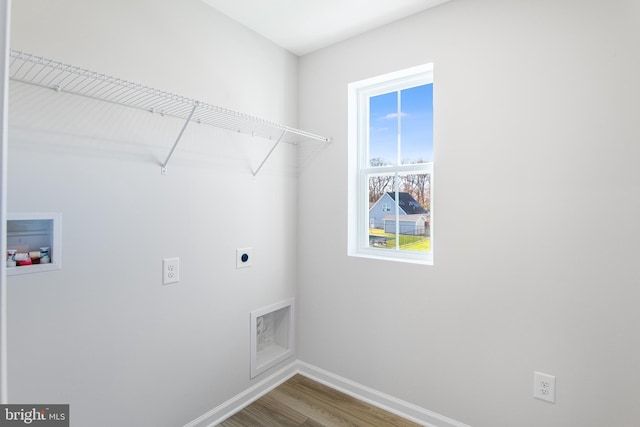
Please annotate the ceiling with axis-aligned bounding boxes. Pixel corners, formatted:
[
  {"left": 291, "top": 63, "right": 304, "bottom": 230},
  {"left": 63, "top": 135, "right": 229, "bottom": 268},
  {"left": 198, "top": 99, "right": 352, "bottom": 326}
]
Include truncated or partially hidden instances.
[{"left": 201, "top": 0, "right": 451, "bottom": 56}]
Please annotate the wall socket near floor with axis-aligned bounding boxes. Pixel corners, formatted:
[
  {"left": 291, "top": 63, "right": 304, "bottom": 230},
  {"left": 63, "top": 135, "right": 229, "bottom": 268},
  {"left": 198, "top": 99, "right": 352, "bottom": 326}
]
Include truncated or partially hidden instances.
[
  {"left": 162, "top": 257, "right": 180, "bottom": 285},
  {"left": 533, "top": 371, "right": 556, "bottom": 403}
]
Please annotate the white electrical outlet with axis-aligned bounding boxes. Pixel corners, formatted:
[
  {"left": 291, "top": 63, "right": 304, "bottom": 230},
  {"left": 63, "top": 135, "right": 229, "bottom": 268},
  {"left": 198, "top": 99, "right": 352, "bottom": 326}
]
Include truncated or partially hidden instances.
[
  {"left": 236, "top": 248, "right": 253, "bottom": 269},
  {"left": 533, "top": 371, "right": 556, "bottom": 403},
  {"left": 163, "top": 257, "right": 180, "bottom": 285}
]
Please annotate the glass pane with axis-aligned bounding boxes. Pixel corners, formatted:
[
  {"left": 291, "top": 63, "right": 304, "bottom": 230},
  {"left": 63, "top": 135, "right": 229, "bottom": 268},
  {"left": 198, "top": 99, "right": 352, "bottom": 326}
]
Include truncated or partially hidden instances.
[
  {"left": 396, "top": 172, "right": 431, "bottom": 252},
  {"left": 369, "top": 91, "right": 398, "bottom": 166},
  {"left": 367, "top": 173, "right": 431, "bottom": 252},
  {"left": 400, "top": 84, "right": 433, "bottom": 165}
]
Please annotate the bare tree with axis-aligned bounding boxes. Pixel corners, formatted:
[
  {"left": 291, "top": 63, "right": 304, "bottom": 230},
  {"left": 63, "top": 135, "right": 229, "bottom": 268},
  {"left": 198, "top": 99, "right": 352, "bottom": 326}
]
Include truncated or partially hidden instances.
[
  {"left": 368, "top": 158, "right": 393, "bottom": 203},
  {"left": 368, "top": 158, "right": 430, "bottom": 210},
  {"left": 398, "top": 159, "right": 430, "bottom": 210},
  {"left": 401, "top": 173, "right": 430, "bottom": 210}
]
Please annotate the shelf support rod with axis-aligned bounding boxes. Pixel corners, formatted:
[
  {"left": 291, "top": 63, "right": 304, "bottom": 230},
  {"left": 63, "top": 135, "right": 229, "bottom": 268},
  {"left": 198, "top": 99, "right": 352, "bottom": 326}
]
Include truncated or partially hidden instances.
[
  {"left": 161, "top": 102, "right": 198, "bottom": 175},
  {"left": 252, "top": 130, "right": 287, "bottom": 177}
]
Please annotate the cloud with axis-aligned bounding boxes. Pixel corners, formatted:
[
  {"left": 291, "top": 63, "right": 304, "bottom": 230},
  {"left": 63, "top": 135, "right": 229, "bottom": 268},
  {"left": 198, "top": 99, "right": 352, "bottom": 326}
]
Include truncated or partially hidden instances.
[{"left": 383, "top": 112, "right": 408, "bottom": 119}]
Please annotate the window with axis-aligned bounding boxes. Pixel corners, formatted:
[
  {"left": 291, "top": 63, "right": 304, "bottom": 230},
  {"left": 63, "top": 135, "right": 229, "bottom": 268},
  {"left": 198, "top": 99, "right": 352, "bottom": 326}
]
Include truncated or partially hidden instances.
[{"left": 348, "top": 64, "right": 433, "bottom": 265}]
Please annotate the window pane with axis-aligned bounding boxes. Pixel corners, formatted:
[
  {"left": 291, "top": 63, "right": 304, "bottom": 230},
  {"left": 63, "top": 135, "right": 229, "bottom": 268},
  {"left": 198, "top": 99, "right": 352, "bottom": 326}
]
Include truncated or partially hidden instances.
[
  {"left": 369, "top": 91, "right": 398, "bottom": 166},
  {"left": 400, "top": 84, "right": 433, "bottom": 165},
  {"left": 368, "top": 174, "right": 396, "bottom": 231},
  {"left": 367, "top": 173, "right": 431, "bottom": 253}
]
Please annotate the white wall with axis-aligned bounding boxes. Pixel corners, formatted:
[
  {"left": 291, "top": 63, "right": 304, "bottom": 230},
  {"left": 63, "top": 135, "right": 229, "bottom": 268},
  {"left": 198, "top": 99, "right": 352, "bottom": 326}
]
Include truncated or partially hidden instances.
[
  {"left": 0, "top": 0, "right": 10, "bottom": 405},
  {"left": 297, "top": 0, "right": 640, "bottom": 426},
  {"left": 8, "top": 0, "right": 640, "bottom": 426},
  {"left": 8, "top": 1, "right": 299, "bottom": 426}
]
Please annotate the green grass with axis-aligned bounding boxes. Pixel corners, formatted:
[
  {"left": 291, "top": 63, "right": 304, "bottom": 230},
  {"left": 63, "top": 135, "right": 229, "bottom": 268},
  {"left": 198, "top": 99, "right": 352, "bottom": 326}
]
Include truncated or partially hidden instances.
[
  {"left": 401, "top": 239, "right": 430, "bottom": 251},
  {"left": 369, "top": 229, "right": 431, "bottom": 252}
]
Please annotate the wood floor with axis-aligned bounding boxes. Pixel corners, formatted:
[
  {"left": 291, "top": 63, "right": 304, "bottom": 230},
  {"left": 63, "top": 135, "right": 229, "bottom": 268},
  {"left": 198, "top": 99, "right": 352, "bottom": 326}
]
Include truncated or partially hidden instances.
[{"left": 218, "top": 375, "right": 421, "bottom": 427}]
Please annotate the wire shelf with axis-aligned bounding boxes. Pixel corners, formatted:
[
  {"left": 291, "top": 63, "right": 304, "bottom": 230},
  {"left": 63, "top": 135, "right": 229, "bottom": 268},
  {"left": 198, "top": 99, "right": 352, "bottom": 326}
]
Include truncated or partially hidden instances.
[{"left": 8, "top": 50, "right": 330, "bottom": 174}]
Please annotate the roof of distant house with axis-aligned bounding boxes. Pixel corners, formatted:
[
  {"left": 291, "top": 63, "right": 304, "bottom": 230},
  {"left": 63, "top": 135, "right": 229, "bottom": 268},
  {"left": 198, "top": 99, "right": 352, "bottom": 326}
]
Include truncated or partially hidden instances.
[{"left": 385, "top": 192, "right": 428, "bottom": 215}]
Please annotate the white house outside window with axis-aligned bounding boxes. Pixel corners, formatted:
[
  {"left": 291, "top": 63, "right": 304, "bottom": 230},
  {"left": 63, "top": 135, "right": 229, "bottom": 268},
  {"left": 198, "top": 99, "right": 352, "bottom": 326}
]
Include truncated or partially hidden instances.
[{"left": 348, "top": 64, "right": 433, "bottom": 265}]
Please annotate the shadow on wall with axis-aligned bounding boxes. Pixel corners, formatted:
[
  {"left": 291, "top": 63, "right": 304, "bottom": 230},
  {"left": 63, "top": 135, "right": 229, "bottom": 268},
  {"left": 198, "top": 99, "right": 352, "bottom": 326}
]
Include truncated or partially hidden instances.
[{"left": 8, "top": 82, "right": 288, "bottom": 173}]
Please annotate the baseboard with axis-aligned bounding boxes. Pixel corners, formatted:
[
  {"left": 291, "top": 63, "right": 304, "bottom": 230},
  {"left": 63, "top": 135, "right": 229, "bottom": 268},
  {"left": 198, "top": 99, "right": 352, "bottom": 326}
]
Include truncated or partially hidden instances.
[
  {"left": 184, "top": 359, "right": 472, "bottom": 427},
  {"left": 296, "top": 361, "right": 472, "bottom": 427},
  {"left": 183, "top": 361, "right": 298, "bottom": 427}
]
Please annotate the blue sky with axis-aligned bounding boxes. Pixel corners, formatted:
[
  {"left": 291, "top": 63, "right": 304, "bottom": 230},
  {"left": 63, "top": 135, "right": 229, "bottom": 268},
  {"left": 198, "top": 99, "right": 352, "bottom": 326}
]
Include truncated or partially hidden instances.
[{"left": 369, "top": 83, "right": 433, "bottom": 166}]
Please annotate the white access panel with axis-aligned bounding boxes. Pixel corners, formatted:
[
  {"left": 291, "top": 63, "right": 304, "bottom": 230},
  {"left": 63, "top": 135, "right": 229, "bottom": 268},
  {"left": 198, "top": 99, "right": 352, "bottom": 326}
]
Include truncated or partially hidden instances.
[{"left": 250, "top": 298, "right": 295, "bottom": 378}]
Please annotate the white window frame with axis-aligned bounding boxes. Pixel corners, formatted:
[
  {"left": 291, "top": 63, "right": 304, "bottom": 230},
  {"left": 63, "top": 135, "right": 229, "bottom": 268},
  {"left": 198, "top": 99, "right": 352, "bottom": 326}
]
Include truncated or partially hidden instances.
[{"left": 348, "top": 64, "right": 434, "bottom": 265}]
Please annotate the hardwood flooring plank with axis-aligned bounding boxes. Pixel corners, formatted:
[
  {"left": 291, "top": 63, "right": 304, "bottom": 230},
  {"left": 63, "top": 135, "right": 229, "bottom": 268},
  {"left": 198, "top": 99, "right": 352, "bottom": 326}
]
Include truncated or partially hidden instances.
[
  {"left": 274, "top": 382, "right": 377, "bottom": 426},
  {"left": 249, "top": 394, "right": 311, "bottom": 426},
  {"left": 218, "top": 409, "right": 264, "bottom": 427},
  {"left": 268, "top": 387, "right": 367, "bottom": 427},
  {"left": 299, "top": 419, "right": 326, "bottom": 427},
  {"left": 290, "top": 376, "right": 420, "bottom": 427},
  {"left": 218, "top": 375, "right": 421, "bottom": 427},
  {"left": 220, "top": 395, "right": 307, "bottom": 427},
  {"left": 277, "top": 377, "right": 419, "bottom": 427}
]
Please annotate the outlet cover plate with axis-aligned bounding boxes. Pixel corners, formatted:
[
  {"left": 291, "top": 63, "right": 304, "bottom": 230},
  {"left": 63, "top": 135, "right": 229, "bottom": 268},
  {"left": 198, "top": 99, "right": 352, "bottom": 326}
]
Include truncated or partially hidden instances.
[
  {"left": 163, "top": 257, "right": 180, "bottom": 285},
  {"left": 533, "top": 371, "right": 556, "bottom": 403},
  {"left": 236, "top": 248, "right": 253, "bottom": 269}
]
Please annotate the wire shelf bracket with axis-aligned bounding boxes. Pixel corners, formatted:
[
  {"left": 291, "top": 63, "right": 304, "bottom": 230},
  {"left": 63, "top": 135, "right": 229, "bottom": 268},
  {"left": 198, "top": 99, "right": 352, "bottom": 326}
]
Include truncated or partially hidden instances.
[
  {"left": 252, "top": 130, "right": 287, "bottom": 177},
  {"left": 161, "top": 102, "right": 198, "bottom": 175},
  {"left": 8, "top": 50, "right": 331, "bottom": 176}
]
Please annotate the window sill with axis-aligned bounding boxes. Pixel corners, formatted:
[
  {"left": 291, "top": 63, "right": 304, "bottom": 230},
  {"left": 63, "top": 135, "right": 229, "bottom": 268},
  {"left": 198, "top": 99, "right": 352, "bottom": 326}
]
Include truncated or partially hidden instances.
[{"left": 348, "top": 249, "right": 433, "bottom": 266}]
